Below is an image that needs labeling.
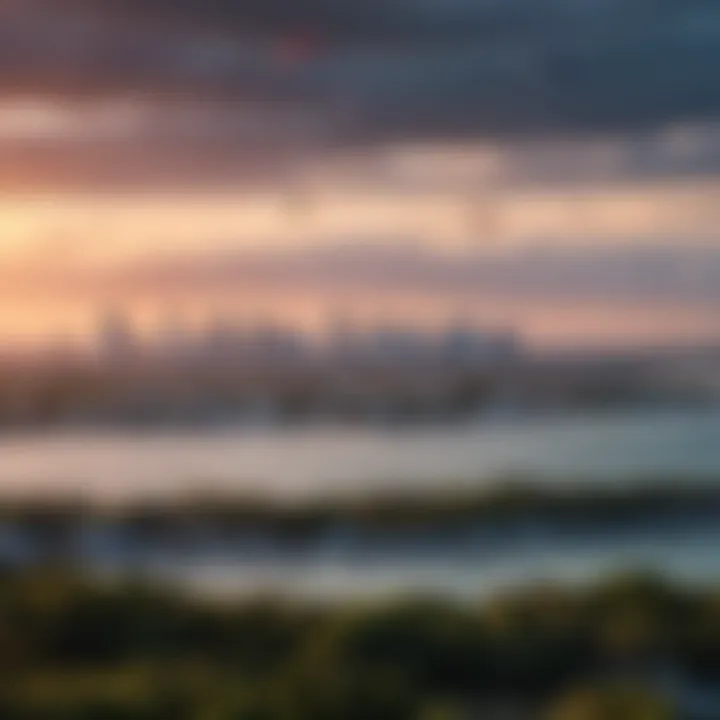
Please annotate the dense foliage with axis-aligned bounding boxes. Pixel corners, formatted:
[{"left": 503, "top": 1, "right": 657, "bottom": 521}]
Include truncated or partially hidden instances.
[{"left": 0, "top": 568, "right": 712, "bottom": 718}]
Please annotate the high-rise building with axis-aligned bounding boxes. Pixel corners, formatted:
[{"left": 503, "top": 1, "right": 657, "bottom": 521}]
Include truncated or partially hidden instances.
[
  {"left": 155, "top": 311, "right": 194, "bottom": 362},
  {"left": 96, "top": 308, "right": 139, "bottom": 363},
  {"left": 441, "top": 322, "right": 521, "bottom": 367}
]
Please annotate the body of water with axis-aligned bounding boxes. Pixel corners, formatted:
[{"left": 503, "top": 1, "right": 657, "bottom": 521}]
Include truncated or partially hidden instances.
[
  {"left": 1, "top": 408, "right": 720, "bottom": 501},
  {"left": 4, "top": 407, "right": 720, "bottom": 598}
]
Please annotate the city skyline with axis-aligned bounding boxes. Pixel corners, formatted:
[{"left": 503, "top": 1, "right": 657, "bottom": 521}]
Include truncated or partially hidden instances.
[{"left": 18, "top": 305, "right": 522, "bottom": 361}]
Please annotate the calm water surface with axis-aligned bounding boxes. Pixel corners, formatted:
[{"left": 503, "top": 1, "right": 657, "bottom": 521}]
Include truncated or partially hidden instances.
[
  {"left": 1, "top": 408, "right": 720, "bottom": 500},
  {"left": 4, "top": 407, "right": 720, "bottom": 598}
]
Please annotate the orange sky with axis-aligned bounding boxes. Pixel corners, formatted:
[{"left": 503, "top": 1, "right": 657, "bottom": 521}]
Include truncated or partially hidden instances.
[
  {"left": 2, "top": 109, "right": 720, "bottom": 348},
  {"left": 2, "top": 175, "right": 720, "bottom": 265},
  {"left": 2, "top": 176, "right": 720, "bottom": 349}
]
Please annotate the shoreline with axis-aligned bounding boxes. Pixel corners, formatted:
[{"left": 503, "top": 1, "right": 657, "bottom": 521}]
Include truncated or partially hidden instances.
[{"left": 1, "top": 479, "right": 720, "bottom": 553}]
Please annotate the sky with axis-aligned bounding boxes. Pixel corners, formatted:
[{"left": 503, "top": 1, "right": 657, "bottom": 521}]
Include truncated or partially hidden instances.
[{"left": 3, "top": 2, "right": 720, "bottom": 348}]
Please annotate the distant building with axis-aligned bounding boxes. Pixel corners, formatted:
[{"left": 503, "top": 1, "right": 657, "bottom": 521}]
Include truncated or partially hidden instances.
[
  {"left": 326, "top": 315, "right": 363, "bottom": 365},
  {"left": 202, "top": 314, "right": 244, "bottom": 366},
  {"left": 154, "top": 312, "right": 195, "bottom": 363},
  {"left": 441, "top": 323, "right": 520, "bottom": 367},
  {"left": 96, "top": 309, "right": 139, "bottom": 364},
  {"left": 244, "top": 320, "right": 309, "bottom": 368},
  {"left": 363, "top": 326, "right": 433, "bottom": 367}
]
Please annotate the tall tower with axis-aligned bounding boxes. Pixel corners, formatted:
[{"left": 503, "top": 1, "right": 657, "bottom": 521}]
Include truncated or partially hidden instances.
[
  {"left": 97, "top": 308, "right": 138, "bottom": 364},
  {"left": 156, "top": 310, "right": 192, "bottom": 361}
]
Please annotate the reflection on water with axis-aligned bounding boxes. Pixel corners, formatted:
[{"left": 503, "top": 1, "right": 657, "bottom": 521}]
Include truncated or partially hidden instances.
[{"left": 1, "top": 408, "right": 720, "bottom": 501}]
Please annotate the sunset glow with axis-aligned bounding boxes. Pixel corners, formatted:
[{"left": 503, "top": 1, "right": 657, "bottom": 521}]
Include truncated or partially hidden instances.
[{"left": 0, "top": 95, "right": 718, "bottom": 349}]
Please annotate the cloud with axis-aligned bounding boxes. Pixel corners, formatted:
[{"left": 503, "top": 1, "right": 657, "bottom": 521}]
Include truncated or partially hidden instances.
[
  {"left": 5, "top": 238, "right": 720, "bottom": 347},
  {"left": 91, "top": 241, "right": 720, "bottom": 307},
  {"left": 4, "top": 2, "right": 720, "bottom": 139}
]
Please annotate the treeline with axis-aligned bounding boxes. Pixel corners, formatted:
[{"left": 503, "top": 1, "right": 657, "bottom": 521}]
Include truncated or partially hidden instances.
[
  {"left": 0, "top": 567, "right": 706, "bottom": 718},
  {"left": 2, "top": 480, "right": 720, "bottom": 558}
]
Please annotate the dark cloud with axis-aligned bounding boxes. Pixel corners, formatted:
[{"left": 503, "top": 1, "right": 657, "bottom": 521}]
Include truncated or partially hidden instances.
[
  {"left": 74, "top": 0, "right": 538, "bottom": 44},
  {"left": 3, "top": 2, "right": 720, "bottom": 139}
]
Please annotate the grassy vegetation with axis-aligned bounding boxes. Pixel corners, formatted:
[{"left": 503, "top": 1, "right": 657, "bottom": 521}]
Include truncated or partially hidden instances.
[{"left": 0, "top": 567, "right": 710, "bottom": 718}]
